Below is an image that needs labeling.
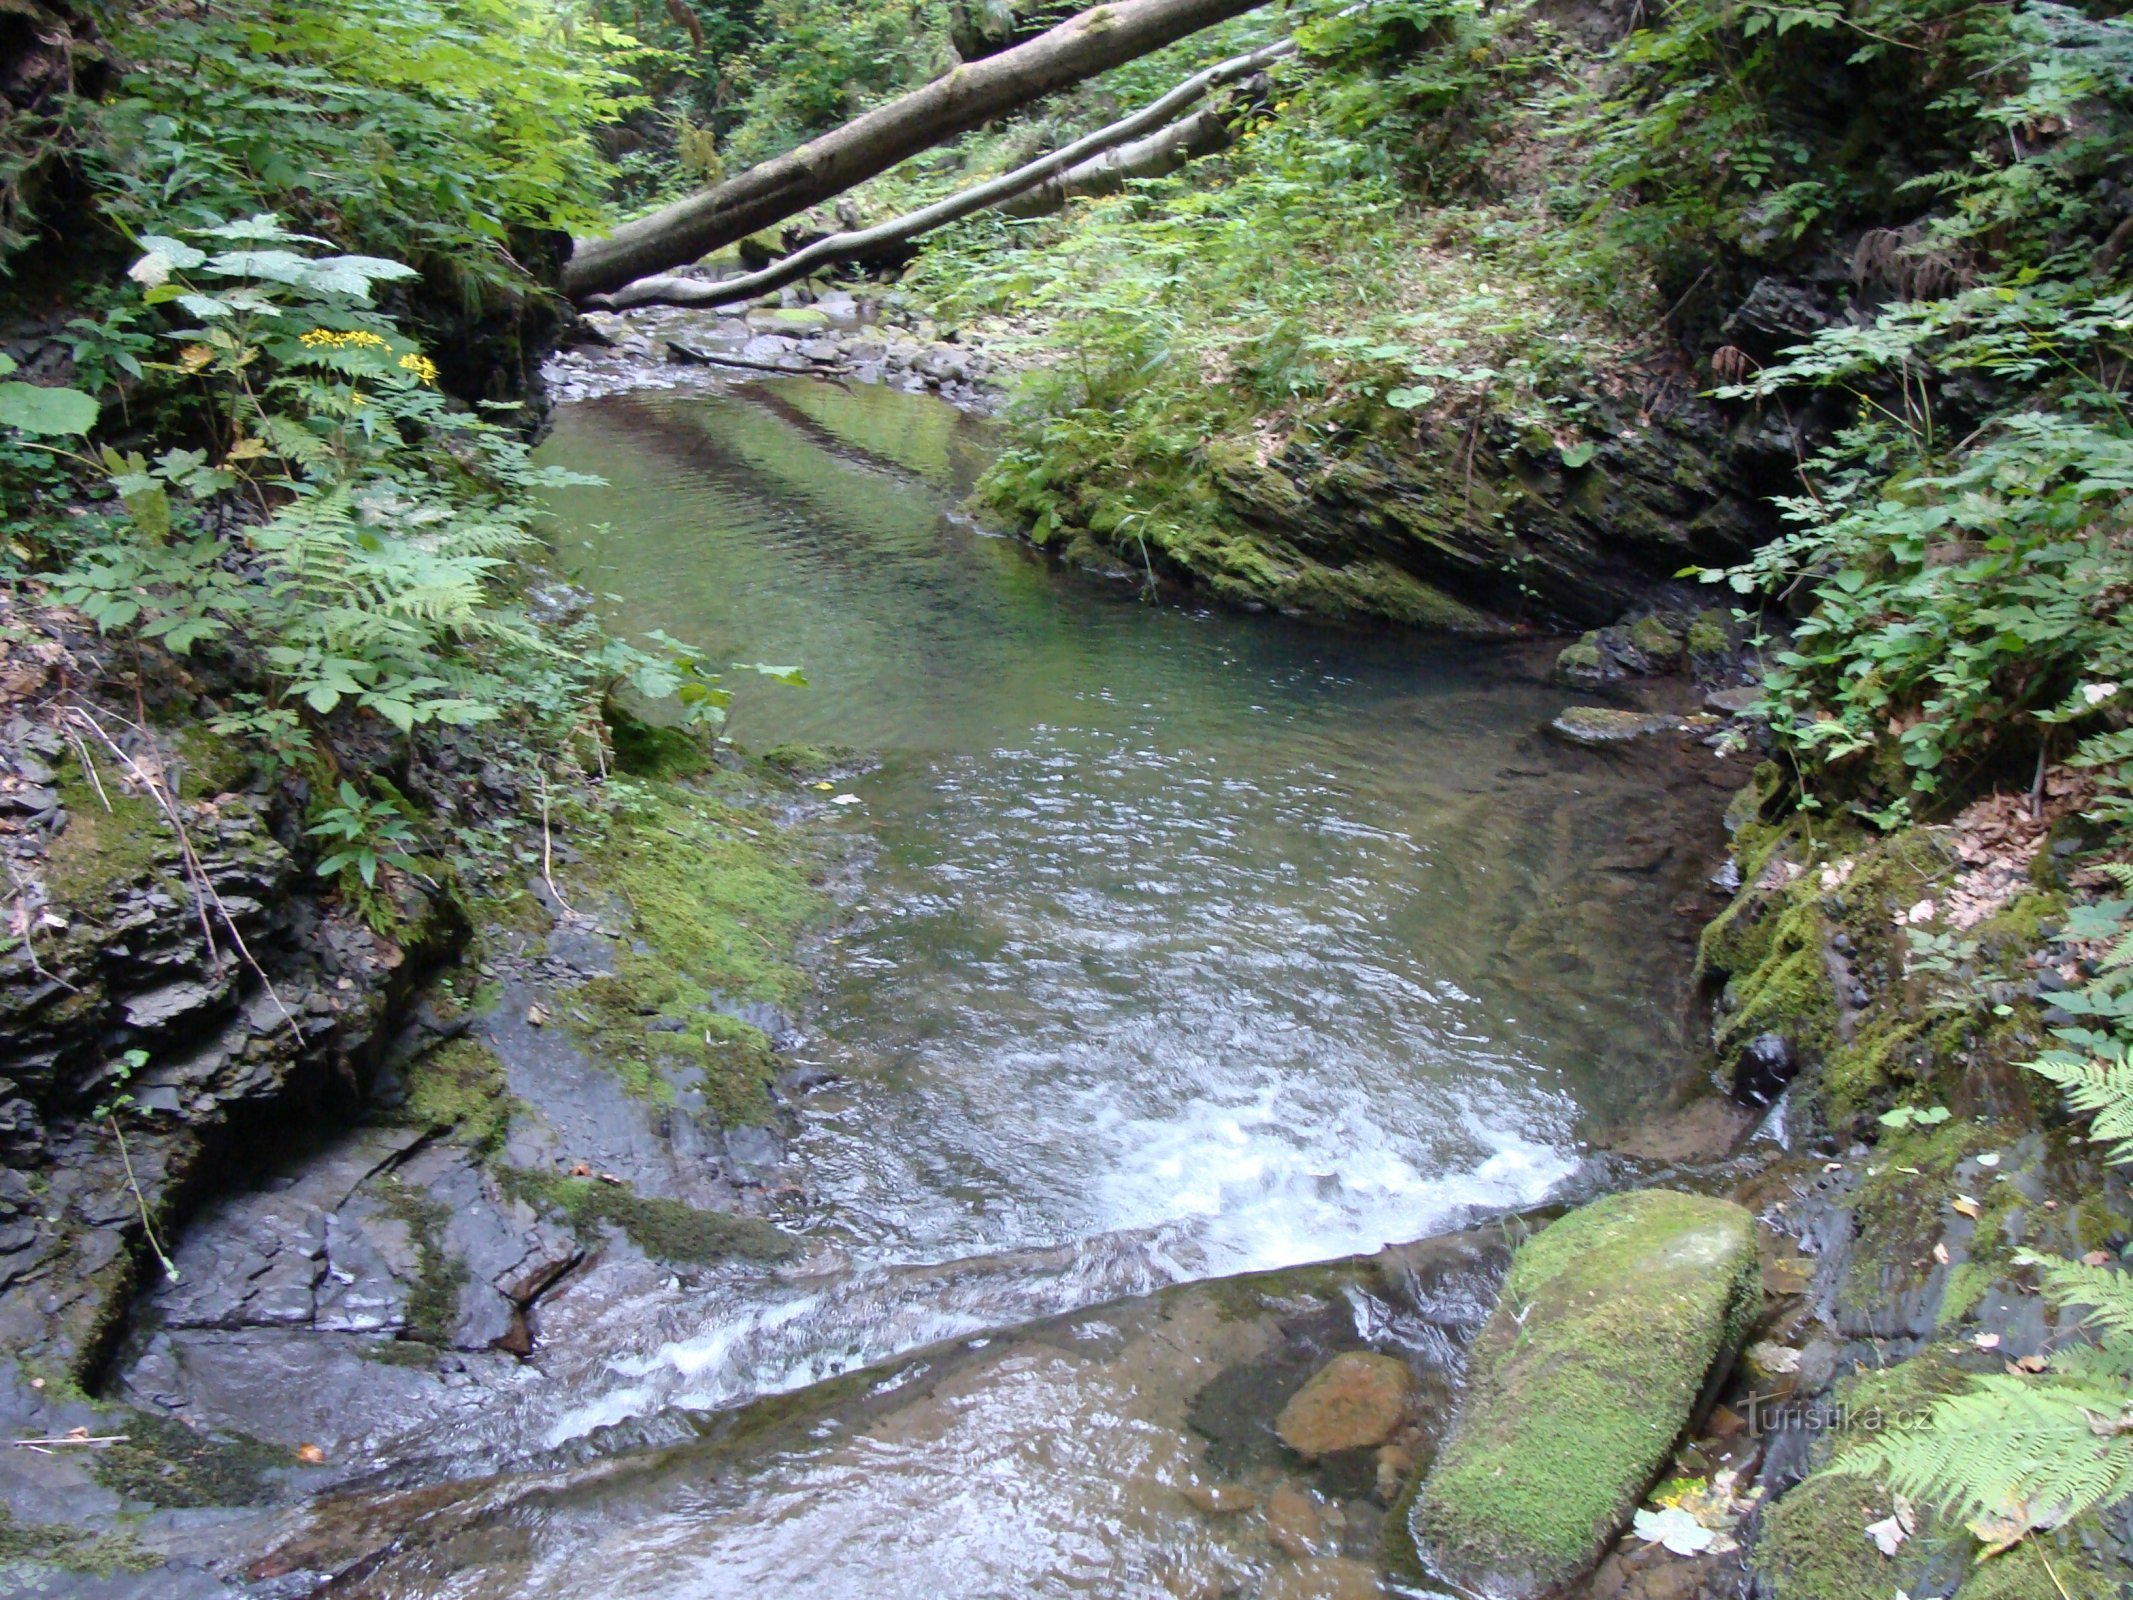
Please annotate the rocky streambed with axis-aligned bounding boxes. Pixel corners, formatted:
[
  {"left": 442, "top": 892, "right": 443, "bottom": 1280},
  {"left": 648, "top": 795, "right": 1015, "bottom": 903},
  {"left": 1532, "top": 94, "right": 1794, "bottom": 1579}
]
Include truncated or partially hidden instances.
[{"left": 5, "top": 347, "right": 2128, "bottom": 1600}]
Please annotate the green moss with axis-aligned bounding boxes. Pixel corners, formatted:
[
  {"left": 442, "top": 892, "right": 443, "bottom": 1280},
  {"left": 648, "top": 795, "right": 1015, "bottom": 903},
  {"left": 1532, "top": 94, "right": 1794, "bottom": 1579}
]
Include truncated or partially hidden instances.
[
  {"left": 1554, "top": 639, "right": 1605, "bottom": 680},
  {"left": 88, "top": 1408, "right": 290, "bottom": 1508},
  {"left": 0, "top": 1506, "right": 156, "bottom": 1574},
  {"left": 174, "top": 723, "right": 252, "bottom": 798},
  {"left": 1627, "top": 612, "right": 1683, "bottom": 663},
  {"left": 375, "top": 1177, "right": 466, "bottom": 1348},
  {"left": 1838, "top": 1118, "right": 2010, "bottom": 1328},
  {"left": 44, "top": 767, "right": 166, "bottom": 907},
  {"left": 402, "top": 1037, "right": 515, "bottom": 1155},
  {"left": 762, "top": 742, "right": 841, "bottom": 777},
  {"left": 1409, "top": 1190, "right": 1761, "bottom": 1596},
  {"left": 555, "top": 779, "right": 822, "bottom": 1126},
  {"left": 1685, "top": 611, "right": 1730, "bottom": 658},
  {"left": 1753, "top": 1469, "right": 1957, "bottom": 1600},
  {"left": 1954, "top": 1530, "right": 2119, "bottom": 1600},
  {"left": 500, "top": 1169, "right": 797, "bottom": 1264}
]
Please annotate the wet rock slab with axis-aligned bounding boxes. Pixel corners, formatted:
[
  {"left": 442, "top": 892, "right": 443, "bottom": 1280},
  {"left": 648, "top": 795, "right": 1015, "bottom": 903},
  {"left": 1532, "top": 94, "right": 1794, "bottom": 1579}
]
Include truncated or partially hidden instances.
[{"left": 257, "top": 1225, "right": 1522, "bottom": 1599}]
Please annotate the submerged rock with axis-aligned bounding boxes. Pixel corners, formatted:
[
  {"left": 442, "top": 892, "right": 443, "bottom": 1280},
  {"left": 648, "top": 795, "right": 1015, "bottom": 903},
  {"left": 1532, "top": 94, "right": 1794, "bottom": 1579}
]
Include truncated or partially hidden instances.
[
  {"left": 1406, "top": 1189, "right": 1761, "bottom": 1599},
  {"left": 1548, "top": 706, "right": 1680, "bottom": 746},
  {"left": 1275, "top": 1351, "right": 1414, "bottom": 1460}
]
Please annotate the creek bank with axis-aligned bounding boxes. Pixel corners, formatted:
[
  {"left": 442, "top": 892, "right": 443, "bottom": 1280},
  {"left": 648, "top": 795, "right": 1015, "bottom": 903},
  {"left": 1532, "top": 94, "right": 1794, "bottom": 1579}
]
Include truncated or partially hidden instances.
[{"left": 0, "top": 588, "right": 862, "bottom": 1590}]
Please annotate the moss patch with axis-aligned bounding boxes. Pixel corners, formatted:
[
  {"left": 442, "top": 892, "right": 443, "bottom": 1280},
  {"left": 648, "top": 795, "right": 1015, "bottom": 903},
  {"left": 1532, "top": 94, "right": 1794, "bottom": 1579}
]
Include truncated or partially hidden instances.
[
  {"left": 501, "top": 1169, "right": 796, "bottom": 1264},
  {"left": 558, "top": 778, "right": 823, "bottom": 1125},
  {"left": 0, "top": 1506, "right": 156, "bottom": 1574},
  {"left": 44, "top": 766, "right": 166, "bottom": 907},
  {"left": 375, "top": 1177, "right": 467, "bottom": 1348},
  {"left": 606, "top": 703, "right": 715, "bottom": 780},
  {"left": 87, "top": 1408, "right": 290, "bottom": 1508},
  {"left": 1408, "top": 1190, "right": 1761, "bottom": 1597},
  {"left": 401, "top": 1037, "right": 516, "bottom": 1155},
  {"left": 1753, "top": 1468, "right": 1960, "bottom": 1600}
]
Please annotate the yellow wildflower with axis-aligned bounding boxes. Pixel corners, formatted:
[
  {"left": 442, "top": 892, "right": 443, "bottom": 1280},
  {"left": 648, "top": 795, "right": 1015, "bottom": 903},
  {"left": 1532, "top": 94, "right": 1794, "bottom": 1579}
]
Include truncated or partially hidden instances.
[
  {"left": 299, "top": 328, "right": 389, "bottom": 351},
  {"left": 397, "top": 352, "right": 440, "bottom": 386}
]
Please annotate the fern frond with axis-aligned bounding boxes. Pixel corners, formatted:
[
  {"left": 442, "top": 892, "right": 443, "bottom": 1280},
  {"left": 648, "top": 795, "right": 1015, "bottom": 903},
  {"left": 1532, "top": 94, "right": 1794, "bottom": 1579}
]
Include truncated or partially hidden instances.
[
  {"left": 2015, "top": 1249, "right": 2133, "bottom": 1341},
  {"left": 2024, "top": 1044, "right": 2133, "bottom": 1163},
  {"left": 1835, "top": 1374, "right": 2133, "bottom": 1529}
]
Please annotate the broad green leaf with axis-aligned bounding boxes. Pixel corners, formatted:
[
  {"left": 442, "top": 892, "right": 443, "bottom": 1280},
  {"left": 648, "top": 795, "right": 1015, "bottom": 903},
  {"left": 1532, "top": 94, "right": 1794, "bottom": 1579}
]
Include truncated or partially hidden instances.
[{"left": 0, "top": 381, "right": 98, "bottom": 437}]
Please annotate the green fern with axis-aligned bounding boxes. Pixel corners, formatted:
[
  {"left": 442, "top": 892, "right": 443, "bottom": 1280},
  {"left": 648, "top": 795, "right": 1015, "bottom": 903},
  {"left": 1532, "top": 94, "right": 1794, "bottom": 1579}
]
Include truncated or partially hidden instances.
[{"left": 1837, "top": 1372, "right": 2133, "bottom": 1536}]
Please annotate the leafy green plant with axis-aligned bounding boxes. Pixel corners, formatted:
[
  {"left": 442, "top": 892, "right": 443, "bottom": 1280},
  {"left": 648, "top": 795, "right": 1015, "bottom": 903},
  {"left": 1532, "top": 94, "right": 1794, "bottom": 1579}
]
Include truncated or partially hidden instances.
[
  {"left": 73, "top": 0, "right": 648, "bottom": 299},
  {"left": 307, "top": 781, "right": 425, "bottom": 889}
]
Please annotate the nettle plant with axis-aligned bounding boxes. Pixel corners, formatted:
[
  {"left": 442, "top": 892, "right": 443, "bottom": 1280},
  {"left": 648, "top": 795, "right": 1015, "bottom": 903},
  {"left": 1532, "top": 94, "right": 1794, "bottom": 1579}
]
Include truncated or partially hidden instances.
[{"left": 47, "top": 216, "right": 575, "bottom": 747}]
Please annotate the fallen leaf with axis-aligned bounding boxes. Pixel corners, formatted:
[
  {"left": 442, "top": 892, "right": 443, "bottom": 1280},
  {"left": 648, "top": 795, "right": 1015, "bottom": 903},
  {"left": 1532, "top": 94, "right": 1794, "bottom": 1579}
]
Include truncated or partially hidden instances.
[
  {"left": 1973, "top": 1332, "right": 2001, "bottom": 1350},
  {"left": 831, "top": 793, "right": 863, "bottom": 806},
  {"left": 598, "top": 1172, "right": 623, "bottom": 1185},
  {"left": 2083, "top": 1250, "right": 2111, "bottom": 1266},
  {"left": 1934, "top": 1242, "right": 1951, "bottom": 1265},
  {"left": 1975, "top": 1152, "right": 2001, "bottom": 1168},
  {"left": 1633, "top": 1505, "right": 1718, "bottom": 1557},
  {"left": 569, "top": 1162, "right": 591, "bottom": 1177},
  {"left": 1746, "top": 1340, "right": 1803, "bottom": 1375},
  {"left": 2009, "top": 1354, "right": 2050, "bottom": 1373},
  {"left": 526, "top": 1003, "right": 549, "bottom": 1027},
  {"left": 296, "top": 1443, "right": 327, "bottom": 1465},
  {"left": 1952, "top": 1196, "right": 1981, "bottom": 1219},
  {"left": 1865, "top": 1512, "right": 1908, "bottom": 1557},
  {"left": 813, "top": 781, "right": 834, "bottom": 791}
]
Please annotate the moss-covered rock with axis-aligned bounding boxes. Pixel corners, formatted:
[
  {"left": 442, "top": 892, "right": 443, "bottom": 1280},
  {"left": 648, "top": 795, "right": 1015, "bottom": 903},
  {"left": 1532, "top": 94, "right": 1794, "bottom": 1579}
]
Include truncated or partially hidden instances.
[
  {"left": 1407, "top": 1190, "right": 1761, "bottom": 1598},
  {"left": 1547, "top": 706, "right": 1679, "bottom": 746},
  {"left": 501, "top": 1170, "right": 796, "bottom": 1264},
  {"left": 1626, "top": 612, "right": 1684, "bottom": 664}
]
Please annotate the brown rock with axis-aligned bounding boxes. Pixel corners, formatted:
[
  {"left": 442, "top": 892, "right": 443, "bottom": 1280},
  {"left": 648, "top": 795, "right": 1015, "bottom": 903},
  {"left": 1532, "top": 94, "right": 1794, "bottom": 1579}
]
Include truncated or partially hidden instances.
[
  {"left": 1180, "top": 1480, "right": 1259, "bottom": 1515},
  {"left": 1275, "top": 1351, "right": 1414, "bottom": 1459},
  {"left": 1258, "top": 1556, "right": 1385, "bottom": 1600},
  {"left": 1263, "top": 1484, "right": 1340, "bottom": 1559}
]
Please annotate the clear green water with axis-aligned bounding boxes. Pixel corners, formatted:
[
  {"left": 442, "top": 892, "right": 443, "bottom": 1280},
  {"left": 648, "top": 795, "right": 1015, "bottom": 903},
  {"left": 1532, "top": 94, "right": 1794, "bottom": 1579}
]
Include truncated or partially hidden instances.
[{"left": 462, "top": 378, "right": 1727, "bottom": 1595}]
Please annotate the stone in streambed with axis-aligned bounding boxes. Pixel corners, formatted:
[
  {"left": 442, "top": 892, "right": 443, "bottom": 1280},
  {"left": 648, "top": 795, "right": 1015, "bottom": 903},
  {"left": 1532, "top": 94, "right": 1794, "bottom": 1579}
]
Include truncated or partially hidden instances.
[
  {"left": 1276, "top": 1351, "right": 1414, "bottom": 1459},
  {"left": 1548, "top": 706, "right": 1679, "bottom": 746},
  {"left": 1406, "top": 1190, "right": 1761, "bottom": 1600}
]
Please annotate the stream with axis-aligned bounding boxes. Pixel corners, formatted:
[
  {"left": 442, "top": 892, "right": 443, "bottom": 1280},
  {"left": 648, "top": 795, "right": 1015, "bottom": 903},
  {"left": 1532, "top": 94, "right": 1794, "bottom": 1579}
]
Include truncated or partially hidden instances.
[{"left": 115, "top": 374, "right": 1742, "bottom": 1599}]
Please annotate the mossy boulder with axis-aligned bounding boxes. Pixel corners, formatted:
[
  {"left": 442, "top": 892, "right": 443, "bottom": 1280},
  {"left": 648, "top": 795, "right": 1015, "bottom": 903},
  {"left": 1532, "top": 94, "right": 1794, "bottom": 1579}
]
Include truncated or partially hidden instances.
[
  {"left": 1626, "top": 612, "right": 1684, "bottom": 665},
  {"left": 1407, "top": 1190, "right": 1761, "bottom": 1598}
]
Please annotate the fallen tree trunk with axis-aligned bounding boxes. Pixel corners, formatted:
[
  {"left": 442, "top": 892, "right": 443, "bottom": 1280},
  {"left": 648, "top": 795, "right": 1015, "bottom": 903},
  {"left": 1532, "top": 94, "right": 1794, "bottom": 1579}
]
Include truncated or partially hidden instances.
[
  {"left": 562, "top": 0, "right": 1278, "bottom": 299},
  {"left": 993, "top": 97, "right": 1237, "bottom": 215},
  {"left": 586, "top": 41, "right": 1290, "bottom": 311}
]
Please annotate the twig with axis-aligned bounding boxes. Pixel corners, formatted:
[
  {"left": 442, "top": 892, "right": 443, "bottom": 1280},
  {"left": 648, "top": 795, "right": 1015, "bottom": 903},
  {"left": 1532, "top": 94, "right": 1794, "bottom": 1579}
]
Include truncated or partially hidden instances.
[
  {"left": 11, "top": 1434, "right": 130, "bottom": 1451},
  {"left": 107, "top": 1112, "right": 180, "bottom": 1283},
  {"left": 537, "top": 769, "right": 576, "bottom": 917}
]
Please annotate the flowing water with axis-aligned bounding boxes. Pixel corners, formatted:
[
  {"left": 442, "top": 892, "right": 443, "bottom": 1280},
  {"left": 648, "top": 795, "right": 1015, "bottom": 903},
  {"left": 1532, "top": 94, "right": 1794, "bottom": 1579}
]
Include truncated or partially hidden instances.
[{"left": 274, "top": 376, "right": 1731, "bottom": 1597}]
